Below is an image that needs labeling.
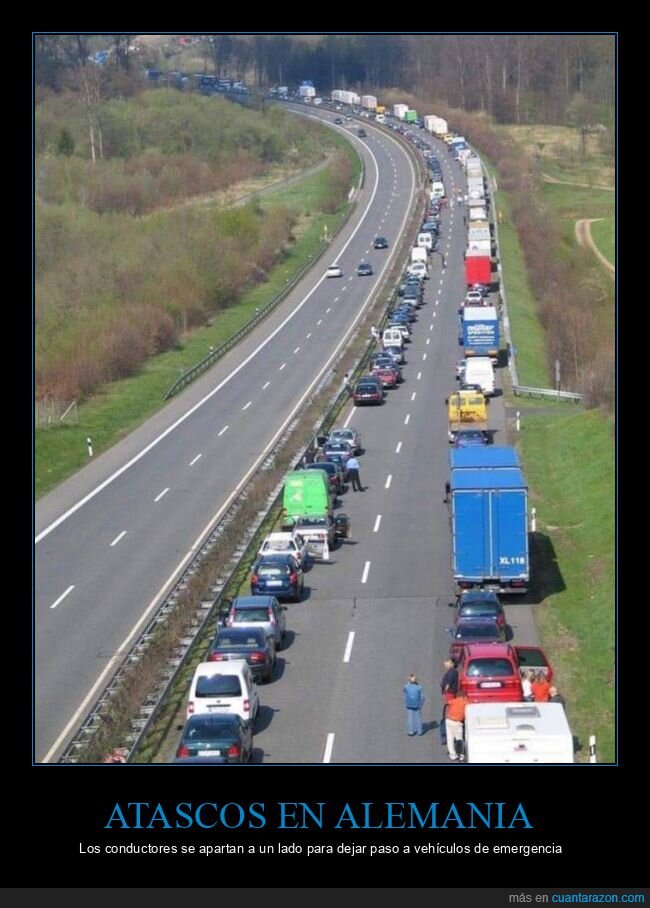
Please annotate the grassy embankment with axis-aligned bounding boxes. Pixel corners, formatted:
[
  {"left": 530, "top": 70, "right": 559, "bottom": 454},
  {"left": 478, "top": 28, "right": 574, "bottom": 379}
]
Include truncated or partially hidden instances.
[{"left": 36, "top": 130, "right": 361, "bottom": 499}]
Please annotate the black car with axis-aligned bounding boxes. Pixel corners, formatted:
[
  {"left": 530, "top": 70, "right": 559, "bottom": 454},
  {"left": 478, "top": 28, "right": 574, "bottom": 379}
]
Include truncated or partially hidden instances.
[
  {"left": 334, "top": 117, "right": 343, "bottom": 124},
  {"left": 207, "top": 626, "right": 276, "bottom": 683},
  {"left": 357, "top": 128, "right": 367, "bottom": 137},
  {"left": 250, "top": 552, "right": 304, "bottom": 602},
  {"left": 176, "top": 714, "right": 253, "bottom": 763},
  {"left": 373, "top": 236, "right": 389, "bottom": 249},
  {"left": 357, "top": 262, "right": 373, "bottom": 276},
  {"left": 306, "top": 460, "right": 346, "bottom": 495}
]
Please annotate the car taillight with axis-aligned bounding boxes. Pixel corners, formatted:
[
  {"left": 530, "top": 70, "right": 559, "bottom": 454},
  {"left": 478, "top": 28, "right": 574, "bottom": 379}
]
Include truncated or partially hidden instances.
[
  {"left": 249, "top": 651, "right": 265, "bottom": 663},
  {"left": 208, "top": 653, "right": 225, "bottom": 661},
  {"left": 177, "top": 744, "right": 190, "bottom": 757},
  {"left": 251, "top": 575, "right": 258, "bottom": 584},
  {"left": 243, "top": 699, "right": 250, "bottom": 714},
  {"left": 187, "top": 701, "right": 194, "bottom": 715},
  {"left": 289, "top": 572, "right": 298, "bottom": 584},
  {"left": 227, "top": 744, "right": 241, "bottom": 758},
  {"left": 510, "top": 580, "right": 526, "bottom": 588}
]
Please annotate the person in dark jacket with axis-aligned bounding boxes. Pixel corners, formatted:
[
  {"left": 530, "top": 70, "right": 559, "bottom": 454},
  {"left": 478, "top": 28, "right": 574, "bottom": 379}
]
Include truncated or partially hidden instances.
[
  {"left": 549, "top": 686, "right": 566, "bottom": 708},
  {"left": 403, "top": 674, "right": 425, "bottom": 736},
  {"left": 439, "top": 659, "right": 459, "bottom": 745}
]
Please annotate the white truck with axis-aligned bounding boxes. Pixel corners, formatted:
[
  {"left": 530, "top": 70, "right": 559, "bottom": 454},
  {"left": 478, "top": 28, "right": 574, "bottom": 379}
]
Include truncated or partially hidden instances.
[
  {"left": 361, "top": 95, "right": 377, "bottom": 110},
  {"left": 393, "top": 103, "right": 408, "bottom": 120},
  {"left": 465, "top": 703, "right": 574, "bottom": 764}
]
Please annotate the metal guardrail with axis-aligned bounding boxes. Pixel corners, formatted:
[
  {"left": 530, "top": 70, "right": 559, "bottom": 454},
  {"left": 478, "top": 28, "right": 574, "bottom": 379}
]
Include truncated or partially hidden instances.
[{"left": 513, "top": 385, "right": 583, "bottom": 402}]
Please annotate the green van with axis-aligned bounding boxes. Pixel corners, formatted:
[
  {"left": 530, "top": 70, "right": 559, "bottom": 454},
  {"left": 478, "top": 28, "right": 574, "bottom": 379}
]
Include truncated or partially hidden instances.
[{"left": 282, "top": 470, "right": 332, "bottom": 521}]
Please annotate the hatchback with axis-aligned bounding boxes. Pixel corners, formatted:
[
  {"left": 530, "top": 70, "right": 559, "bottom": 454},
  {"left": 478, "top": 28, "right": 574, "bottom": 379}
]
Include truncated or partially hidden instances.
[
  {"left": 353, "top": 377, "right": 384, "bottom": 405},
  {"left": 328, "top": 427, "right": 362, "bottom": 454},
  {"left": 357, "top": 262, "right": 373, "bottom": 276},
  {"left": 225, "top": 595, "right": 286, "bottom": 649},
  {"left": 250, "top": 553, "right": 304, "bottom": 602},
  {"left": 207, "top": 627, "right": 276, "bottom": 683},
  {"left": 448, "top": 619, "right": 506, "bottom": 662},
  {"left": 326, "top": 263, "right": 343, "bottom": 278},
  {"left": 373, "top": 236, "right": 389, "bottom": 249},
  {"left": 455, "top": 590, "right": 507, "bottom": 630},
  {"left": 187, "top": 660, "right": 259, "bottom": 723},
  {"left": 176, "top": 714, "right": 253, "bottom": 763}
]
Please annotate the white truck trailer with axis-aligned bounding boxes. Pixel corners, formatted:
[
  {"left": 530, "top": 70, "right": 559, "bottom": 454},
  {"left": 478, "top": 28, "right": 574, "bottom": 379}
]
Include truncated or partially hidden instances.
[{"left": 465, "top": 703, "right": 574, "bottom": 764}]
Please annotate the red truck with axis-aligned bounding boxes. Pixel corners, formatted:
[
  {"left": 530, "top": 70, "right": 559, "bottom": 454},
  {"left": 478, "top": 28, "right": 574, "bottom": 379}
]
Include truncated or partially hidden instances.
[
  {"left": 465, "top": 252, "right": 491, "bottom": 287},
  {"left": 457, "top": 643, "right": 553, "bottom": 703}
]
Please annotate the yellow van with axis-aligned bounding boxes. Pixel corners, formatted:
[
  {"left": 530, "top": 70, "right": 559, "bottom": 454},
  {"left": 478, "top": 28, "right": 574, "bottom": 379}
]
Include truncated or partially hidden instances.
[{"left": 447, "top": 389, "right": 488, "bottom": 442}]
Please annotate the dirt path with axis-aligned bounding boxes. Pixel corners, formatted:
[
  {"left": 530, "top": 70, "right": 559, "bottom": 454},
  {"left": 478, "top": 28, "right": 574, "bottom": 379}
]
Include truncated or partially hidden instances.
[
  {"left": 542, "top": 172, "right": 614, "bottom": 192},
  {"left": 575, "top": 218, "right": 615, "bottom": 278}
]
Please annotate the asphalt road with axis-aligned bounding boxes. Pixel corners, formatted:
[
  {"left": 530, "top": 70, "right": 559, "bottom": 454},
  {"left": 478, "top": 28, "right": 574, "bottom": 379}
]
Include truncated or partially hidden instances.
[{"left": 34, "top": 111, "right": 418, "bottom": 762}]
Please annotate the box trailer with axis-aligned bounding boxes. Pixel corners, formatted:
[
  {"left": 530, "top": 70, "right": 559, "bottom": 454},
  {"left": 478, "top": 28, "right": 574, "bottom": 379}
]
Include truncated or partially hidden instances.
[
  {"left": 465, "top": 252, "right": 492, "bottom": 286},
  {"left": 393, "top": 103, "right": 409, "bottom": 119},
  {"left": 465, "top": 703, "right": 574, "bottom": 763},
  {"left": 361, "top": 95, "right": 377, "bottom": 110},
  {"left": 450, "top": 447, "right": 521, "bottom": 470},
  {"left": 460, "top": 306, "right": 499, "bottom": 358}
]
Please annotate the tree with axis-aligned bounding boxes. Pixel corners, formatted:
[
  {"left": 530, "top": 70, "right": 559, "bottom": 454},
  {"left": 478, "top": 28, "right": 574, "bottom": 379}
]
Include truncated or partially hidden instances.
[
  {"left": 56, "top": 127, "right": 75, "bottom": 156},
  {"left": 566, "top": 93, "right": 603, "bottom": 157}
]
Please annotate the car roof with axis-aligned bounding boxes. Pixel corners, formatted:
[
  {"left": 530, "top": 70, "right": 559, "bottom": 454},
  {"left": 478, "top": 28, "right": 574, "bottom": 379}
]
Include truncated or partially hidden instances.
[
  {"left": 459, "top": 590, "right": 501, "bottom": 604},
  {"left": 462, "top": 643, "right": 512, "bottom": 658},
  {"left": 231, "top": 595, "right": 277, "bottom": 608}
]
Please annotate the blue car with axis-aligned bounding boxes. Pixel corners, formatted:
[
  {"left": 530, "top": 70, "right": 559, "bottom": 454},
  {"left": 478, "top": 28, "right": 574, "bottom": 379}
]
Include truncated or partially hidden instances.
[
  {"left": 454, "top": 430, "right": 488, "bottom": 448},
  {"left": 250, "top": 552, "right": 304, "bottom": 601}
]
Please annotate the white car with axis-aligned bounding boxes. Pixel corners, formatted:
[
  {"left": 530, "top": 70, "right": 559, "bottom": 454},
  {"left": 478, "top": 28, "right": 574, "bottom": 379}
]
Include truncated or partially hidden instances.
[
  {"left": 464, "top": 291, "right": 485, "bottom": 306},
  {"left": 258, "top": 532, "right": 308, "bottom": 568},
  {"left": 187, "top": 660, "right": 259, "bottom": 725},
  {"left": 326, "top": 264, "right": 343, "bottom": 278},
  {"left": 407, "top": 261, "right": 428, "bottom": 280}
]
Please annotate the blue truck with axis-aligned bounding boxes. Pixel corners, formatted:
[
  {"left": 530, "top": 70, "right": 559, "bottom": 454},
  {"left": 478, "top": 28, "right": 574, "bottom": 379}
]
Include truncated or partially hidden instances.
[
  {"left": 449, "top": 465, "right": 529, "bottom": 595},
  {"left": 450, "top": 447, "right": 521, "bottom": 470},
  {"left": 459, "top": 306, "right": 499, "bottom": 360}
]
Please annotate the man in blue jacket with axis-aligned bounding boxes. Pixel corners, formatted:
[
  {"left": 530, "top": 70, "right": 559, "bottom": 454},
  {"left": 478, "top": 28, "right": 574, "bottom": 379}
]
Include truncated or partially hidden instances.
[{"left": 403, "top": 674, "right": 425, "bottom": 736}]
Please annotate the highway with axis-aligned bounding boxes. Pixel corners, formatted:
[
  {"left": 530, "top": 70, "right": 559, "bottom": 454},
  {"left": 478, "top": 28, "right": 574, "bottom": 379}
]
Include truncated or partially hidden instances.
[{"left": 34, "top": 111, "right": 418, "bottom": 762}]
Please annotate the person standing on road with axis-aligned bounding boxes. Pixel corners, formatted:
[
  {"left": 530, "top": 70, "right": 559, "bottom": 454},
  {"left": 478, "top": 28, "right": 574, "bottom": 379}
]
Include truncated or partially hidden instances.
[
  {"left": 346, "top": 455, "right": 363, "bottom": 491},
  {"left": 403, "top": 674, "right": 425, "bottom": 736},
  {"left": 549, "top": 686, "right": 566, "bottom": 708},
  {"left": 439, "top": 658, "right": 459, "bottom": 745},
  {"left": 532, "top": 671, "right": 551, "bottom": 702},
  {"left": 445, "top": 690, "right": 468, "bottom": 761},
  {"left": 521, "top": 670, "right": 534, "bottom": 702}
]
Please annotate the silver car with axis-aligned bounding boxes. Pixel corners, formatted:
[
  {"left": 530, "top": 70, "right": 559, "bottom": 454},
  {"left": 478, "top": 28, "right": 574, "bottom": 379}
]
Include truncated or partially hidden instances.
[
  {"left": 224, "top": 596, "right": 287, "bottom": 650},
  {"left": 328, "top": 427, "right": 362, "bottom": 454}
]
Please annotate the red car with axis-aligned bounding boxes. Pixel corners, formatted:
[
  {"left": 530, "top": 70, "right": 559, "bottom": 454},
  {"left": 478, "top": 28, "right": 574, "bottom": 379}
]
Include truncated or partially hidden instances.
[
  {"left": 457, "top": 643, "right": 552, "bottom": 703},
  {"left": 371, "top": 365, "right": 399, "bottom": 388},
  {"left": 353, "top": 377, "right": 384, "bottom": 405}
]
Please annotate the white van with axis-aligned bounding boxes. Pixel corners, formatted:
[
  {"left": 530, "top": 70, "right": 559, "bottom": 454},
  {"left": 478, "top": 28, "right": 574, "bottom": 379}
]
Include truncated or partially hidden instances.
[
  {"left": 382, "top": 326, "right": 404, "bottom": 349},
  {"left": 407, "top": 261, "right": 428, "bottom": 280},
  {"left": 411, "top": 246, "right": 428, "bottom": 265},
  {"left": 464, "top": 357, "right": 495, "bottom": 396},
  {"left": 375, "top": 113, "right": 385, "bottom": 123},
  {"left": 430, "top": 181, "right": 445, "bottom": 200},
  {"left": 465, "top": 703, "right": 574, "bottom": 764},
  {"left": 187, "top": 660, "right": 259, "bottom": 724},
  {"left": 417, "top": 232, "right": 433, "bottom": 251}
]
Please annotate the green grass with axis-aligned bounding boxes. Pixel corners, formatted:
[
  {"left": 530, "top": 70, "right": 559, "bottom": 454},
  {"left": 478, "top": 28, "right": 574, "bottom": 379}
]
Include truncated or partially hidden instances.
[
  {"left": 518, "top": 408, "right": 614, "bottom": 762},
  {"left": 588, "top": 217, "right": 615, "bottom": 266},
  {"left": 35, "top": 142, "right": 362, "bottom": 499}
]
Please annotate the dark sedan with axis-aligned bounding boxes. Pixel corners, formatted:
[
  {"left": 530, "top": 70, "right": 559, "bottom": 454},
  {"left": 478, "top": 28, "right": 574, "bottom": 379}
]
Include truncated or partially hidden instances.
[
  {"left": 306, "top": 460, "right": 345, "bottom": 495},
  {"left": 357, "top": 262, "right": 373, "bottom": 276},
  {"left": 455, "top": 590, "right": 507, "bottom": 630},
  {"left": 448, "top": 618, "right": 506, "bottom": 662},
  {"left": 373, "top": 236, "right": 389, "bottom": 249},
  {"left": 251, "top": 552, "right": 304, "bottom": 602},
  {"left": 176, "top": 714, "right": 253, "bottom": 763},
  {"left": 207, "top": 626, "right": 276, "bottom": 683},
  {"left": 454, "top": 430, "right": 488, "bottom": 448},
  {"left": 353, "top": 376, "right": 384, "bottom": 405}
]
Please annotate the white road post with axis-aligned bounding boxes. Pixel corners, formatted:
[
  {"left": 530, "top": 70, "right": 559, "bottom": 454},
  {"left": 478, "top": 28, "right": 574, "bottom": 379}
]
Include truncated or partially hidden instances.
[
  {"left": 516, "top": 410, "right": 521, "bottom": 432},
  {"left": 589, "top": 735, "right": 597, "bottom": 763},
  {"left": 531, "top": 507, "right": 537, "bottom": 533},
  {"left": 86, "top": 437, "right": 93, "bottom": 458}
]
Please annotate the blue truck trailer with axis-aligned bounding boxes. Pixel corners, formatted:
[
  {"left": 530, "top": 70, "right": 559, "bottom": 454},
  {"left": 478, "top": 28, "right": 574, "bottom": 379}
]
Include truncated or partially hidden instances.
[
  {"left": 459, "top": 306, "right": 499, "bottom": 359},
  {"left": 450, "top": 447, "right": 521, "bottom": 470},
  {"left": 450, "top": 466, "right": 529, "bottom": 595}
]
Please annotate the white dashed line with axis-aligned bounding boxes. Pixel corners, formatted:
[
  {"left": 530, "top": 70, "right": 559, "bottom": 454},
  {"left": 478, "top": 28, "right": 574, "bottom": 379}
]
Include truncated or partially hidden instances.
[
  {"left": 306, "top": 333, "right": 312, "bottom": 339},
  {"left": 317, "top": 319, "right": 322, "bottom": 326},
  {"left": 440, "top": 279, "right": 444, "bottom": 286},
  {"left": 110, "top": 530, "right": 127, "bottom": 548},
  {"left": 361, "top": 561, "right": 371, "bottom": 584},
  {"left": 395, "top": 441, "right": 402, "bottom": 453},
  {"left": 435, "top": 299, "right": 439, "bottom": 306},
  {"left": 433, "top": 312, "right": 437, "bottom": 318},
  {"left": 218, "top": 425, "right": 229, "bottom": 436},
  {"left": 242, "top": 401, "right": 252, "bottom": 411},
  {"left": 430, "top": 323, "right": 434, "bottom": 330},
  {"left": 279, "top": 363, "right": 286, "bottom": 371},
  {"left": 411, "top": 393, "right": 418, "bottom": 403},
  {"left": 343, "top": 632, "right": 356, "bottom": 663},
  {"left": 323, "top": 733, "right": 335, "bottom": 763},
  {"left": 385, "top": 474, "right": 392, "bottom": 489},
  {"left": 293, "top": 346, "right": 300, "bottom": 354},
  {"left": 262, "top": 381, "right": 270, "bottom": 390},
  {"left": 154, "top": 488, "right": 169, "bottom": 503},
  {"left": 373, "top": 514, "right": 382, "bottom": 533},
  {"left": 189, "top": 453, "right": 202, "bottom": 466},
  {"left": 404, "top": 414, "right": 410, "bottom": 425},
  {"left": 417, "top": 372, "right": 422, "bottom": 381},
  {"left": 426, "top": 338, "right": 430, "bottom": 346},
  {"left": 49, "top": 585, "right": 75, "bottom": 610},
  {"left": 422, "top": 353, "right": 428, "bottom": 361},
  {"left": 326, "top": 307, "right": 332, "bottom": 313}
]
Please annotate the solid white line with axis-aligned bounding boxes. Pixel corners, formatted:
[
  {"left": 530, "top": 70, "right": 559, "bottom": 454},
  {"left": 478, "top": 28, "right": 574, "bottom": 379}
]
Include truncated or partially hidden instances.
[
  {"left": 385, "top": 474, "right": 392, "bottom": 489},
  {"left": 361, "top": 561, "right": 371, "bottom": 584},
  {"left": 279, "top": 363, "right": 286, "bottom": 371},
  {"left": 323, "top": 733, "right": 335, "bottom": 763},
  {"left": 293, "top": 347, "right": 300, "bottom": 354},
  {"left": 373, "top": 514, "right": 382, "bottom": 533},
  {"left": 36, "top": 127, "right": 397, "bottom": 547},
  {"left": 242, "top": 401, "right": 252, "bottom": 411},
  {"left": 154, "top": 487, "right": 169, "bottom": 502},
  {"left": 426, "top": 338, "right": 430, "bottom": 345},
  {"left": 262, "top": 381, "right": 270, "bottom": 390},
  {"left": 417, "top": 372, "right": 421, "bottom": 380},
  {"left": 218, "top": 425, "right": 229, "bottom": 437},
  {"left": 343, "top": 407, "right": 356, "bottom": 429},
  {"left": 404, "top": 414, "right": 410, "bottom": 425},
  {"left": 395, "top": 441, "right": 402, "bottom": 454},
  {"left": 423, "top": 353, "right": 428, "bottom": 361},
  {"left": 306, "top": 333, "right": 312, "bottom": 339},
  {"left": 49, "top": 585, "right": 75, "bottom": 610},
  {"left": 343, "top": 631, "right": 355, "bottom": 663},
  {"left": 189, "top": 453, "right": 202, "bottom": 466},
  {"left": 110, "top": 530, "right": 127, "bottom": 547}
]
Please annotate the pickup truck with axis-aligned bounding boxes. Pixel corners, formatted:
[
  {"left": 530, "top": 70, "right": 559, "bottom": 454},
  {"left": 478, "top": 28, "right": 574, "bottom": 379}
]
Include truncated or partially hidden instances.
[
  {"left": 281, "top": 514, "right": 350, "bottom": 561},
  {"left": 457, "top": 643, "right": 552, "bottom": 703}
]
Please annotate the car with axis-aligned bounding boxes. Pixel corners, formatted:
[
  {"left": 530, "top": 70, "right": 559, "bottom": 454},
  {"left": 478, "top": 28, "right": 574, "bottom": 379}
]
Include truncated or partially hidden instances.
[
  {"left": 459, "top": 382, "right": 484, "bottom": 394},
  {"left": 407, "top": 262, "right": 428, "bottom": 280},
  {"left": 447, "top": 618, "right": 506, "bottom": 662},
  {"left": 421, "top": 220, "right": 440, "bottom": 234},
  {"left": 224, "top": 595, "right": 287, "bottom": 650},
  {"left": 187, "top": 659, "right": 259, "bottom": 724},
  {"left": 306, "top": 460, "right": 346, "bottom": 495},
  {"left": 387, "top": 321, "right": 411, "bottom": 343},
  {"left": 464, "top": 290, "right": 485, "bottom": 307},
  {"left": 176, "top": 714, "right": 253, "bottom": 763},
  {"left": 334, "top": 117, "right": 343, "bottom": 124},
  {"left": 357, "top": 128, "right": 367, "bottom": 137},
  {"left": 383, "top": 344, "right": 405, "bottom": 365},
  {"left": 345, "top": 115, "right": 352, "bottom": 121},
  {"left": 328, "top": 427, "right": 362, "bottom": 454},
  {"left": 357, "top": 262, "right": 373, "bottom": 276},
  {"left": 258, "top": 531, "right": 309, "bottom": 568},
  {"left": 458, "top": 643, "right": 552, "bottom": 704},
  {"left": 372, "top": 365, "right": 399, "bottom": 388},
  {"left": 207, "top": 626, "right": 276, "bottom": 684},
  {"left": 326, "top": 263, "right": 343, "bottom": 278},
  {"left": 353, "top": 376, "right": 384, "bottom": 405},
  {"left": 322, "top": 439, "right": 354, "bottom": 463},
  {"left": 370, "top": 354, "right": 403, "bottom": 382},
  {"left": 455, "top": 359, "right": 467, "bottom": 380},
  {"left": 250, "top": 552, "right": 304, "bottom": 602},
  {"left": 321, "top": 450, "right": 349, "bottom": 479},
  {"left": 454, "top": 429, "right": 488, "bottom": 448},
  {"left": 455, "top": 590, "right": 506, "bottom": 629},
  {"left": 373, "top": 236, "right": 389, "bottom": 249}
]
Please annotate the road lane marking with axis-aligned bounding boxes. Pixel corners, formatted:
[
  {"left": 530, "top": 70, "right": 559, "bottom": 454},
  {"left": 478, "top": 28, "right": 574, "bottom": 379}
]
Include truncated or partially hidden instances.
[
  {"left": 361, "top": 561, "right": 371, "bottom": 583},
  {"left": 411, "top": 392, "right": 416, "bottom": 401},
  {"left": 433, "top": 312, "right": 437, "bottom": 318},
  {"left": 417, "top": 372, "right": 421, "bottom": 380},
  {"left": 385, "top": 474, "right": 392, "bottom": 489},
  {"left": 110, "top": 531, "right": 127, "bottom": 548},
  {"left": 426, "top": 338, "right": 430, "bottom": 345},
  {"left": 395, "top": 441, "right": 402, "bottom": 453},
  {"left": 343, "top": 407, "right": 356, "bottom": 428},
  {"left": 49, "top": 585, "right": 74, "bottom": 610},
  {"left": 323, "top": 733, "right": 335, "bottom": 763},
  {"left": 189, "top": 453, "right": 202, "bottom": 466},
  {"left": 242, "top": 401, "right": 252, "bottom": 411},
  {"left": 423, "top": 353, "right": 427, "bottom": 361},
  {"left": 430, "top": 323, "right": 434, "bottom": 330},
  {"left": 218, "top": 425, "right": 229, "bottom": 436},
  {"left": 316, "top": 319, "right": 322, "bottom": 325},
  {"left": 154, "top": 488, "right": 169, "bottom": 502},
  {"left": 279, "top": 363, "right": 286, "bottom": 371},
  {"left": 306, "top": 332, "right": 312, "bottom": 339},
  {"left": 343, "top": 632, "right": 355, "bottom": 663},
  {"left": 262, "top": 381, "right": 270, "bottom": 390},
  {"left": 373, "top": 514, "right": 382, "bottom": 533},
  {"left": 326, "top": 307, "right": 332, "bottom": 313},
  {"left": 404, "top": 414, "right": 410, "bottom": 425},
  {"left": 293, "top": 347, "right": 300, "bottom": 354}
]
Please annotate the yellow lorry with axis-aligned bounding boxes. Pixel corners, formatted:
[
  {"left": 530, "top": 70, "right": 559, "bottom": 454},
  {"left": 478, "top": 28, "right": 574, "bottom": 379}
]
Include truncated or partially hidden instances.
[{"left": 446, "top": 389, "right": 488, "bottom": 443}]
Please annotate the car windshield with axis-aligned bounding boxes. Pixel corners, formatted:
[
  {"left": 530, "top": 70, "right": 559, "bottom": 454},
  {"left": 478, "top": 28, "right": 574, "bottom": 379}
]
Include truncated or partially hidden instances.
[
  {"left": 466, "top": 659, "right": 515, "bottom": 678},
  {"left": 461, "top": 604, "right": 499, "bottom": 619},
  {"left": 233, "top": 608, "right": 270, "bottom": 622},
  {"left": 196, "top": 675, "right": 243, "bottom": 697},
  {"left": 215, "top": 632, "right": 263, "bottom": 648},
  {"left": 456, "top": 624, "right": 499, "bottom": 640},
  {"left": 184, "top": 718, "right": 238, "bottom": 738},
  {"left": 257, "top": 563, "right": 290, "bottom": 576},
  {"left": 299, "top": 517, "right": 327, "bottom": 527}
]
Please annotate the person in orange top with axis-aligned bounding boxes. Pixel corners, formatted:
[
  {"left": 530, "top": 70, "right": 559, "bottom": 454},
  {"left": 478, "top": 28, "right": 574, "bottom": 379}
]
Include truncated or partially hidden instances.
[
  {"left": 531, "top": 671, "right": 551, "bottom": 702},
  {"left": 445, "top": 690, "right": 468, "bottom": 761}
]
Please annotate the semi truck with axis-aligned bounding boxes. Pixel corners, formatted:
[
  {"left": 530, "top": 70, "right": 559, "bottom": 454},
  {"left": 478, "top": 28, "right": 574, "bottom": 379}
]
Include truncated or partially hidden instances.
[
  {"left": 450, "top": 447, "right": 521, "bottom": 470},
  {"left": 465, "top": 251, "right": 492, "bottom": 287},
  {"left": 460, "top": 306, "right": 499, "bottom": 359},
  {"left": 449, "top": 466, "right": 529, "bottom": 594},
  {"left": 393, "top": 103, "right": 408, "bottom": 120},
  {"left": 465, "top": 703, "right": 574, "bottom": 763},
  {"left": 361, "top": 95, "right": 377, "bottom": 110}
]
